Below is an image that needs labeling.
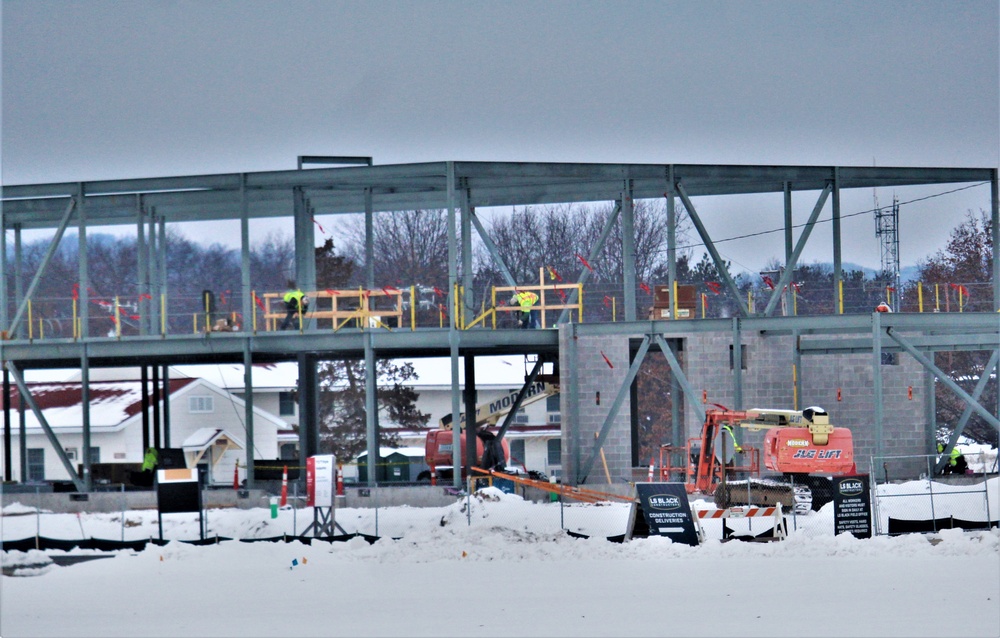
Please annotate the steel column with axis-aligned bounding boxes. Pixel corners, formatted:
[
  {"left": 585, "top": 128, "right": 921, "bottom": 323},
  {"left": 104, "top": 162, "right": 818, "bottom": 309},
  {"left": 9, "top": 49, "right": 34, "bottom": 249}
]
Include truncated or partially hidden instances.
[
  {"left": 991, "top": 168, "right": 998, "bottom": 308},
  {"left": 621, "top": 178, "right": 637, "bottom": 322},
  {"left": 832, "top": 168, "right": 842, "bottom": 313},
  {"left": 3, "top": 369, "right": 11, "bottom": 481},
  {"left": 364, "top": 331, "right": 378, "bottom": 486},
  {"left": 463, "top": 355, "right": 477, "bottom": 475},
  {"left": 136, "top": 195, "right": 148, "bottom": 336},
  {"left": 243, "top": 342, "right": 255, "bottom": 487},
  {"left": 446, "top": 162, "right": 462, "bottom": 488},
  {"left": 784, "top": 182, "right": 793, "bottom": 315},
  {"left": 365, "top": 187, "right": 374, "bottom": 288},
  {"left": 78, "top": 184, "right": 89, "bottom": 338},
  {"left": 666, "top": 166, "right": 676, "bottom": 305},
  {"left": 240, "top": 175, "right": 252, "bottom": 334},
  {"left": 872, "top": 312, "right": 884, "bottom": 476},
  {"left": 80, "top": 346, "right": 92, "bottom": 490}
]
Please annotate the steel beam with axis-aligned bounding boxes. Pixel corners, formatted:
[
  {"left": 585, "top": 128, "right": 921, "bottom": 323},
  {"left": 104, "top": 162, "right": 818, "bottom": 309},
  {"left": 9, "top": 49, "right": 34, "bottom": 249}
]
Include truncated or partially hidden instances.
[
  {"left": 5, "top": 361, "right": 85, "bottom": 491},
  {"left": 675, "top": 182, "right": 749, "bottom": 317},
  {"left": 496, "top": 358, "right": 544, "bottom": 442},
  {"left": 469, "top": 209, "right": 516, "bottom": 288},
  {"left": 653, "top": 334, "right": 705, "bottom": 425},
  {"left": 936, "top": 350, "right": 1000, "bottom": 474},
  {"left": 577, "top": 335, "right": 651, "bottom": 484},
  {"left": 557, "top": 202, "right": 621, "bottom": 325},
  {"left": 886, "top": 328, "right": 1000, "bottom": 432},
  {"left": 762, "top": 183, "right": 833, "bottom": 316},
  {"left": 8, "top": 197, "right": 76, "bottom": 335}
]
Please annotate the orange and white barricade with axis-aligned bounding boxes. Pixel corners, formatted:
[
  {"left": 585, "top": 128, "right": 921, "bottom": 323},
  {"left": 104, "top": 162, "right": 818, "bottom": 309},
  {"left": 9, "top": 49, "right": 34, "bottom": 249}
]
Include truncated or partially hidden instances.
[{"left": 696, "top": 505, "right": 787, "bottom": 541}]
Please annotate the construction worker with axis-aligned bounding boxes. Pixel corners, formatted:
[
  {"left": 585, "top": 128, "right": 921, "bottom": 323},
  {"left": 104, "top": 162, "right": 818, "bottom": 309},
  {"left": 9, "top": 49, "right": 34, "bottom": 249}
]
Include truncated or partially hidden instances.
[
  {"left": 280, "top": 281, "right": 309, "bottom": 330},
  {"left": 876, "top": 302, "right": 892, "bottom": 313},
  {"left": 510, "top": 290, "right": 540, "bottom": 329},
  {"left": 141, "top": 447, "right": 158, "bottom": 472},
  {"left": 938, "top": 443, "right": 968, "bottom": 475},
  {"left": 722, "top": 424, "right": 744, "bottom": 454}
]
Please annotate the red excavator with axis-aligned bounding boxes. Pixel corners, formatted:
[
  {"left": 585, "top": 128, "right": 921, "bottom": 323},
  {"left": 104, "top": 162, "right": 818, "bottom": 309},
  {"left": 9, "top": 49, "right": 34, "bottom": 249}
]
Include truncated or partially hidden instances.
[{"left": 660, "top": 405, "right": 855, "bottom": 513}]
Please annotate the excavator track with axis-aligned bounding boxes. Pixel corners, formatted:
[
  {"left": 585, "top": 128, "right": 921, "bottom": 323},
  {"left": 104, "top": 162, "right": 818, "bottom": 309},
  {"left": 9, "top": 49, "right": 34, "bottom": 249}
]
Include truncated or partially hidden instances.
[{"left": 713, "top": 478, "right": 812, "bottom": 515}]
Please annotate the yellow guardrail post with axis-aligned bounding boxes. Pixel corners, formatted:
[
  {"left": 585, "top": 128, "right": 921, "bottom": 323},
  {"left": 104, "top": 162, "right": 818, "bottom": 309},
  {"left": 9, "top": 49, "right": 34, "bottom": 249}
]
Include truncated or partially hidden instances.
[
  {"left": 917, "top": 282, "right": 923, "bottom": 313},
  {"left": 935, "top": 283, "right": 940, "bottom": 312},
  {"left": 410, "top": 285, "right": 416, "bottom": 330},
  {"left": 252, "top": 290, "right": 258, "bottom": 333},
  {"left": 72, "top": 298, "right": 78, "bottom": 340},
  {"left": 673, "top": 280, "right": 679, "bottom": 320},
  {"left": 612, "top": 296, "right": 616, "bottom": 322},
  {"left": 838, "top": 279, "right": 844, "bottom": 314},
  {"left": 28, "top": 300, "right": 33, "bottom": 340},
  {"left": 701, "top": 293, "right": 707, "bottom": 318},
  {"left": 492, "top": 288, "right": 497, "bottom": 329},
  {"left": 958, "top": 285, "right": 964, "bottom": 312},
  {"left": 203, "top": 290, "right": 211, "bottom": 332},
  {"left": 161, "top": 294, "right": 166, "bottom": 336},
  {"left": 115, "top": 296, "right": 121, "bottom": 338}
]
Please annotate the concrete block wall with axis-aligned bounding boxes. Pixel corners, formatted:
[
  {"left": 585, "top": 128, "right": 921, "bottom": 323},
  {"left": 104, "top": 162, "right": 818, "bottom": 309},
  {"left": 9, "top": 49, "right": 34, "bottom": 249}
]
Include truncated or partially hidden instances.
[
  {"left": 561, "top": 326, "right": 930, "bottom": 484},
  {"left": 558, "top": 326, "right": 641, "bottom": 485}
]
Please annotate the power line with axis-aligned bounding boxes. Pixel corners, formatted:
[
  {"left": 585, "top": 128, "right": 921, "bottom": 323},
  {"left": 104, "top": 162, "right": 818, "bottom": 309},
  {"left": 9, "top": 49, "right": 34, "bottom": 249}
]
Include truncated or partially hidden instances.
[{"left": 673, "top": 181, "right": 989, "bottom": 252}]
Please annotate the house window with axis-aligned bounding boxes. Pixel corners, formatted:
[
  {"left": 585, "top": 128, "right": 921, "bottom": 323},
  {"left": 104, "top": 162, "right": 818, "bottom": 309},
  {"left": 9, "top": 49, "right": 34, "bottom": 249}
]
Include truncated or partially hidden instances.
[
  {"left": 189, "top": 396, "right": 215, "bottom": 413},
  {"left": 546, "top": 393, "right": 560, "bottom": 423},
  {"left": 509, "top": 439, "right": 525, "bottom": 464},
  {"left": 64, "top": 447, "right": 78, "bottom": 461},
  {"left": 513, "top": 409, "right": 529, "bottom": 424},
  {"left": 547, "top": 438, "right": 562, "bottom": 466},
  {"left": 87, "top": 447, "right": 100, "bottom": 464},
  {"left": 27, "top": 448, "right": 44, "bottom": 481},
  {"left": 278, "top": 391, "right": 296, "bottom": 416}
]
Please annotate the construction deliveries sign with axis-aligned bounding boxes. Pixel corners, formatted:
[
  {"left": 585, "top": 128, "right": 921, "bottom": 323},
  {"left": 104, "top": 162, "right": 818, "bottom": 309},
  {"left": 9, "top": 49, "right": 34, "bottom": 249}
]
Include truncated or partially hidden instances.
[{"left": 634, "top": 483, "right": 700, "bottom": 546}]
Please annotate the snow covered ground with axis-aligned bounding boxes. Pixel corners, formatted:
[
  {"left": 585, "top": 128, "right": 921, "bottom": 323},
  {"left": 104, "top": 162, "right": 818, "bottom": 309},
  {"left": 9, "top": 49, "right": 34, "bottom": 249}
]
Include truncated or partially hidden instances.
[{"left": 2, "top": 479, "right": 998, "bottom": 638}]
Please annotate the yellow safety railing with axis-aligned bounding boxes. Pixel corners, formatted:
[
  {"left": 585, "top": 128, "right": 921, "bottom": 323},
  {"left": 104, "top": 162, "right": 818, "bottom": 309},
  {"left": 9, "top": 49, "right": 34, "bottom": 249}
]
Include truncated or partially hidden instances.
[{"left": 261, "top": 288, "right": 404, "bottom": 332}]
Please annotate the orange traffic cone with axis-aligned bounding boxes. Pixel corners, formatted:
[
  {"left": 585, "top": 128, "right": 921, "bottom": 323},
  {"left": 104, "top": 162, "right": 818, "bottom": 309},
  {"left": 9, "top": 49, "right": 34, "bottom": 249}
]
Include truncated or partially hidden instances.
[
  {"left": 233, "top": 462, "right": 240, "bottom": 490},
  {"left": 280, "top": 465, "right": 288, "bottom": 507}
]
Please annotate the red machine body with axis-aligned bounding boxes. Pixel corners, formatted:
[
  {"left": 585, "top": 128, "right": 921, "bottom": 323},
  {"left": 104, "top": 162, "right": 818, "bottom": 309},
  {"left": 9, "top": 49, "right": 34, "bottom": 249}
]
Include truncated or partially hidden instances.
[{"left": 763, "top": 426, "right": 855, "bottom": 475}]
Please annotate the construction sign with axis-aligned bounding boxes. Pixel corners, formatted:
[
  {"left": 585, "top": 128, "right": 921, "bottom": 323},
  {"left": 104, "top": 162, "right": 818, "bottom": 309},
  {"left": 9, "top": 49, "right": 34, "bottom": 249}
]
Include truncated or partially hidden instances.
[
  {"left": 833, "top": 475, "right": 872, "bottom": 539},
  {"left": 632, "top": 483, "right": 700, "bottom": 546}
]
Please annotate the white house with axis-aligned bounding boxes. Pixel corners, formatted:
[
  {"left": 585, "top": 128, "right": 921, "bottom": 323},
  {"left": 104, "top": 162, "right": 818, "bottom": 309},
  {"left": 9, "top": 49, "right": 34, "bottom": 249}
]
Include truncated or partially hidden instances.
[
  {"left": 4, "top": 355, "right": 563, "bottom": 486},
  {"left": 174, "top": 355, "right": 565, "bottom": 480},
  {"left": 2, "top": 369, "right": 284, "bottom": 486}
]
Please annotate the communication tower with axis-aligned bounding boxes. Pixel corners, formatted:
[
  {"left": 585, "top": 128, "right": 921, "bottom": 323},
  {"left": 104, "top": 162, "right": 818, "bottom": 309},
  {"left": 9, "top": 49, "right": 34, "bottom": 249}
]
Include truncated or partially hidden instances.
[{"left": 874, "top": 195, "right": 901, "bottom": 309}]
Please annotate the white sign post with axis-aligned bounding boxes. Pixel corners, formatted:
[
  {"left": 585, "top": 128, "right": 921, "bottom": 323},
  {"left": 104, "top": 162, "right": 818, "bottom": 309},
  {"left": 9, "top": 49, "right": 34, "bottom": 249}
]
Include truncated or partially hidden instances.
[{"left": 303, "top": 454, "right": 339, "bottom": 537}]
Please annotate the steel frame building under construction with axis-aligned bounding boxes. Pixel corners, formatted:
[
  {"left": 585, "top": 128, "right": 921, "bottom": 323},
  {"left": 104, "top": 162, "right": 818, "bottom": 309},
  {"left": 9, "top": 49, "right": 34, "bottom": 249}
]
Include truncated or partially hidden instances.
[{"left": 1, "top": 160, "right": 998, "bottom": 491}]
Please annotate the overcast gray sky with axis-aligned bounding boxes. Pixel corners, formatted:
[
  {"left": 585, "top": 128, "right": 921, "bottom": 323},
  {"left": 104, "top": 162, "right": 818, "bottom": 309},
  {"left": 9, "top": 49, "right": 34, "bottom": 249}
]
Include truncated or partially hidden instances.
[{"left": 2, "top": 0, "right": 998, "bottom": 272}]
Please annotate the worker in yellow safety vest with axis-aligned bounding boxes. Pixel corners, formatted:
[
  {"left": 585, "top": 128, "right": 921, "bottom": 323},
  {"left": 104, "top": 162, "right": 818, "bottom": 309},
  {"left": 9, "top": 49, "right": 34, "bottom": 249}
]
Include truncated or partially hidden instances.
[
  {"left": 938, "top": 443, "right": 968, "bottom": 475},
  {"left": 722, "top": 424, "right": 744, "bottom": 454},
  {"left": 280, "top": 281, "right": 309, "bottom": 330},
  {"left": 510, "top": 291, "right": 540, "bottom": 329}
]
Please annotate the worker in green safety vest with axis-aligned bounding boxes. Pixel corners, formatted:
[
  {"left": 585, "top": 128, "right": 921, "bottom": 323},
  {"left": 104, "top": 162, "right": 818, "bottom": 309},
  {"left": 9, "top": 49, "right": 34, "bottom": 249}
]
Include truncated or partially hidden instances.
[
  {"left": 509, "top": 291, "right": 540, "bottom": 329},
  {"left": 141, "top": 447, "right": 158, "bottom": 472},
  {"left": 938, "top": 443, "right": 968, "bottom": 475},
  {"left": 280, "top": 281, "right": 309, "bottom": 330}
]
